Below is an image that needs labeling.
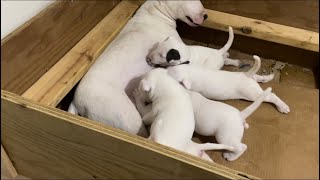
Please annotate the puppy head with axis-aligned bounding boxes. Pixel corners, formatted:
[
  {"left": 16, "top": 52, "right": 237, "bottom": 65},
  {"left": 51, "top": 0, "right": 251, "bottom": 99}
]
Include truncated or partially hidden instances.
[
  {"left": 147, "top": 36, "right": 190, "bottom": 67},
  {"left": 162, "top": 0, "right": 207, "bottom": 27},
  {"left": 167, "top": 65, "right": 191, "bottom": 89},
  {"left": 139, "top": 68, "right": 169, "bottom": 95}
]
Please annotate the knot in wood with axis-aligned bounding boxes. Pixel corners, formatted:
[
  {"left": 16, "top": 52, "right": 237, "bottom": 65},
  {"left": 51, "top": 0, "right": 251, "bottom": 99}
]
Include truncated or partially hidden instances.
[{"left": 241, "top": 26, "right": 252, "bottom": 34}]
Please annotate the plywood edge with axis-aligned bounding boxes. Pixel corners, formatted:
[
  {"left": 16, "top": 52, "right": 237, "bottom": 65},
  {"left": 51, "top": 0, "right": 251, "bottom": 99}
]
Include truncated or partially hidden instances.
[
  {"left": 2, "top": 90, "right": 257, "bottom": 179},
  {"left": 21, "top": 1, "right": 140, "bottom": 107},
  {"left": 203, "top": 9, "right": 319, "bottom": 52},
  {"left": 1, "top": 145, "right": 18, "bottom": 179}
]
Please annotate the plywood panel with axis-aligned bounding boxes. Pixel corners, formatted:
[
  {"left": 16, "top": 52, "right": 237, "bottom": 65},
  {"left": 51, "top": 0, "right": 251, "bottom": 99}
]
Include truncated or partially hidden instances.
[
  {"left": 1, "top": 90, "right": 248, "bottom": 179},
  {"left": 1, "top": 0, "right": 120, "bottom": 95},
  {"left": 202, "top": 0, "right": 319, "bottom": 32}
]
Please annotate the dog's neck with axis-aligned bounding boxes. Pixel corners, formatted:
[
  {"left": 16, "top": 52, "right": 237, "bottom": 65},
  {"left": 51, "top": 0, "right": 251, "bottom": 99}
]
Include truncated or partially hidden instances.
[{"left": 138, "top": 1, "right": 177, "bottom": 28}]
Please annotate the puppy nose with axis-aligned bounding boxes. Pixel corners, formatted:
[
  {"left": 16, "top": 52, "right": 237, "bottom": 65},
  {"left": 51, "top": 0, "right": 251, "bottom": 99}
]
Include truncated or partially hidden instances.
[{"left": 203, "top": 14, "right": 208, "bottom": 20}]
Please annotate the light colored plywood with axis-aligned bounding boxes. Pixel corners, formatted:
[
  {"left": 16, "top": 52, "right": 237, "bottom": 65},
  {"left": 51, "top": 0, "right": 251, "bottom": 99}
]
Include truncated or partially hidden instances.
[
  {"left": 22, "top": 1, "right": 141, "bottom": 107},
  {"left": 202, "top": 9, "right": 319, "bottom": 52},
  {"left": 1, "top": 145, "right": 18, "bottom": 179},
  {"left": 1, "top": 90, "right": 253, "bottom": 179},
  {"left": 1, "top": 0, "right": 120, "bottom": 95}
]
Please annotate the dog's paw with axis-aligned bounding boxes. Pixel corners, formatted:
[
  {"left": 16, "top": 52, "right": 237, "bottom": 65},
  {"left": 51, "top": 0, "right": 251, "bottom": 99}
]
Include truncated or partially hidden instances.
[
  {"left": 260, "top": 74, "right": 275, "bottom": 83},
  {"left": 244, "top": 123, "right": 249, "bottom": 129},
  {"left": 223, "top": 152, "right": 238, "bottom": 161},
  {"left": 277, "top": 103, "right": 290, "bottom": 114},
  {"left": 233, "top": 59, "right": 241, "bottom": 67}
]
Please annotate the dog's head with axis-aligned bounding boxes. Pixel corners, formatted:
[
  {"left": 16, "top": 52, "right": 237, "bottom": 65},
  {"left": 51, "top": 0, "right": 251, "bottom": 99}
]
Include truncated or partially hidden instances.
[
  {"left": 139, "top": 68, "right": 168, "bottom": 96},
  {"left": 167, "top": 65, "right": 191, "bottom": 89},
  {"left": 161, "top": 0, "right": 207, "bottom": 27},
  {"left": 147, "top": 36, "right": 190, "bottom": 67}
]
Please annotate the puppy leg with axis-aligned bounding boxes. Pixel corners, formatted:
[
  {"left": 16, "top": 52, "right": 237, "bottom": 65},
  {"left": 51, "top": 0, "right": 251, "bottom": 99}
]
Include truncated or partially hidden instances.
[
  {"left": 133, "top": 89, "right": 152, "bottom": 116},
  {"left": 142, "top": 111, "right": 156, "bottom": 125},
  {"left": 223, "top": 52, "right": 241, "bottom": 66},
  {"left": 200, "top": 151, "right": 214, "bottom": 162},
  {"left": 252, "top": 74, "right": 274, "bottom": 83},
  {"left": 264, "top": 93, "right": 290, "bottom": 113},
  {"left": 223, "top": 143, "right": 247, "bottom": 161}
]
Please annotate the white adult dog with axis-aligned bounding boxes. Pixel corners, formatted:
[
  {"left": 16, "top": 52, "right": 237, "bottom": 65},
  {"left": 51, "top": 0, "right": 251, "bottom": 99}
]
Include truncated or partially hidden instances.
[
  {"left": 68, "top": 1, "right": 209, "bottom": 137},
  {"left": 147, "top": 27, "right": 274, "bottom": 83},
  {"left": 167, "top": 56, "right": 290, "bottom": 113},
  {"left": 133, "top": 68, "right": 234, "bottom": 162},
  {"left": 147, "top": 26, "right": 241, "bottom": 69},
  {"left": 189, "top": 88, "right": 271, "bottom": 161}
]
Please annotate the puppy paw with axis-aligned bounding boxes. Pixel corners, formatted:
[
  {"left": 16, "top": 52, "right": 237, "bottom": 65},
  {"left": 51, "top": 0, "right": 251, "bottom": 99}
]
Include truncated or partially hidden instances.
[
  {"left": 244, "top": 123, "right": 249, "bottom": 129},
  {"left": 277, "top": 103, "right": 290, "bottom": 114},
  {"left": 233, "top": 59, "right": 241, "bottom": 67},
  {"left": 223, "top": 152, "right": 238, "bottom": 161}
]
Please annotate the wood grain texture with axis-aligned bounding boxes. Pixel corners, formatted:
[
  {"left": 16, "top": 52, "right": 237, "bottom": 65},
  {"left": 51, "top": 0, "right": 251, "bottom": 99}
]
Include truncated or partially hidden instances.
[
  {"left": 202, "top": 9, "right": 319, "bottom": 52},
  {"left": 21, "top": 0, "right": 140, "bottom": 107},
  {"left": 202, "top": 0, "right": 319, "bottom": 32},
  {"left": 1, "top": 90, "right": 251, "bottom": 179},
  {"left": 1, "top": 0, "right": 120, "bottom": 95},
  {"left": 1, "top": 145, "right": 18, "bottom": 179}
]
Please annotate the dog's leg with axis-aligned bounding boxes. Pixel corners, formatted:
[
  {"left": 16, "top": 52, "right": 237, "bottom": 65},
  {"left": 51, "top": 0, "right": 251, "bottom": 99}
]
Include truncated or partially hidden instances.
[
  {"left": 252, "top": 74, "right": 274, "bottom": 83},
  {"left": 223, "top": 52, "right": 241, "bottom": 67},
  {"left": 141, "top": 111, "right": 156, "bottom": 125},
  {"left": 133, "top": 89, "right": 152, "bottom": 117},
  {"left": 200, "top": 151, "right": 214, "bottom": 162},
  {"left": 223, "top": 143, "right": 247, "bottom": 161},
  {"left": 264, "top": 93, "right": 290, "bottom": 113}
]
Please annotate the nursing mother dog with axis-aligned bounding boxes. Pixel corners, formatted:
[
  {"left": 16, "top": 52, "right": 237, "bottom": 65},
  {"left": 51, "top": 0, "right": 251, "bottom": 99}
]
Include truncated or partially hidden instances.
[{"left": 68, "top": 1, "right": 209, "bottom": 137}]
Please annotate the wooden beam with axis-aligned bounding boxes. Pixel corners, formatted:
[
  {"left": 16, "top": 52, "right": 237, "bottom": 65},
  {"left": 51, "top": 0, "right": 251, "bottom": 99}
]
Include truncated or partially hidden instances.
[
  {"left": 202, "top": 9, "right": 319, "bottom": 52},
  {"left": 1, "top": 145, "right": 18, "bottom": 179},
  {"left": 1, "top": 0, "right": 120, "bottom": 95},
  {"left": 1, "top": 90, "right": 253, "bottom": 179},
  {"left": 22, "top": 1, "right": 141, "bottom": 107}
]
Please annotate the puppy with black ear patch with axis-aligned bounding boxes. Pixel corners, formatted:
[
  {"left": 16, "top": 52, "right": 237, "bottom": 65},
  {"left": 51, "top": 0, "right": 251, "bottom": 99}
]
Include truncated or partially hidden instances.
[
  {"left": 133, "top": 68, "right": 234, "bottom": 162},
  {"left": 147, "top": 27, "right": 241, "bottom": 69},
  {"left": 167, "top": 55, "right": 290, "bottom": 113}
]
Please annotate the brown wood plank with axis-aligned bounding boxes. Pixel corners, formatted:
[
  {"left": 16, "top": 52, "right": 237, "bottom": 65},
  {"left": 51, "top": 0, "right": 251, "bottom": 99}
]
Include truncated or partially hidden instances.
[
  {"left": 202, "top": 0, "right": 319, "bottom": 32},
  {"left": 1, "top": 0, "right": 120, "bottom": 95},
  {"left": 21, "top": 1, "right": 141, "bottom": 107},
  {"left": 1, "top": 90, "right": 251, "bottom": 179},
  {"left": 1, "top": 145, "right": 18, "bottom": 179},
  {"left": 202, "top": 9, "right": 319, "bottom": 52}
]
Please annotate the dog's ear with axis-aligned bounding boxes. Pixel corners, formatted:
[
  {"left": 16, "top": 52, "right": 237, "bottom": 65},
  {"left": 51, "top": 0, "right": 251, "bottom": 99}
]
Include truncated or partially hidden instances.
[
  {"left": 140, "top": 79, "right": 152, "bottom": 92},
  {"left": 166, "top": 49, "right": 180, "bottom": 62},
  {"left": 181, "top": 79, "right": 191, "bottom": 89}
]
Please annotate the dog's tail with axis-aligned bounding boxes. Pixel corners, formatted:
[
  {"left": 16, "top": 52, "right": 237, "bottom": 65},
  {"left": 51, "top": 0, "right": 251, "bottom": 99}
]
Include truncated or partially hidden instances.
[
  {"left": 194, "top": 142, "right": 235, "bottom": 152},
  {"left": 240, "top": 87, "right": 272, "bottom": 124},
  {"left": 245, "top": 55, "right": 261, "bottom": 78},
  {"left": 68, "top": 102, "right": 78, "bottom": 115},
  {"left": 218, "top": 26, "right": 234, "bottom": 54}
]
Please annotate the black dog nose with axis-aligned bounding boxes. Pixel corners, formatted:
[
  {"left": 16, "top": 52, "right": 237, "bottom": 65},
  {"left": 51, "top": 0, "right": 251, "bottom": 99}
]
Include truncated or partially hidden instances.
[{"left": 203, "top": 14, "right": 208, "bottom": 20}]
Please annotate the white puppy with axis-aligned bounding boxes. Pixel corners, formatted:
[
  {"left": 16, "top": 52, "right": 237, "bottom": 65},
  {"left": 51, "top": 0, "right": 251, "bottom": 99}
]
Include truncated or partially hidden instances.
[
  {"left": 147, "top": 27, "right": 274, "bottom": 83},
  {"left": 134, "top": 68, "right": 234, "bottom": 162},
  {"left": 167, "top": 56, "right": 290, "bottom": 113},
  {"left": 147, "top": 26, "right": 241, "bottom": 69},
  {"left": 68, "top": 1, "right": 209, "bottom": 137},
  {"left": 190, "top": 88, "right": 271, "bottom": 161}
]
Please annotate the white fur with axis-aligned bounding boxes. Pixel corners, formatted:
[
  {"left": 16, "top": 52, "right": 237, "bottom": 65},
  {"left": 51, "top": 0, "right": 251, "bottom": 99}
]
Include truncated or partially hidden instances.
[
  {"left": 147, "top": 26, "right": 241, "bottom": 69},
  {"left": 68, "top": 1, "right": 208, "bottom": 137},
  {"left": 189, "top": 87, "right": 271, "bottom": 161},
  {"left": 134, "top": 68, "right": 234, "bottom": 162},
  {"left": 167, "top": 55, "right": 290, "bottom": 113}
]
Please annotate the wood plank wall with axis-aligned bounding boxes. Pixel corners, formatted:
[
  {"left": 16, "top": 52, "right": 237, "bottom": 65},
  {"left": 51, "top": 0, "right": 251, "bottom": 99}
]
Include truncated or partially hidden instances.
[{"left": 1, "top": 0, "right": 120, "bottom": 95}]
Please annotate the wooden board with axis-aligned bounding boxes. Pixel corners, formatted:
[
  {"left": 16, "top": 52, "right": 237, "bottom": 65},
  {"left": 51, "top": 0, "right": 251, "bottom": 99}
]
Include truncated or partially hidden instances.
[
  {"left": 21, "top": 1, "right": 140, "bottom": 107},
  {"left": 1, "top": 145, "right": 18, "bottom": 179},
  {"left": 1, "top": 90, "right": 253, "bottom": 179},
  {"left": 202, "top": 9, "right": 319, "bottom": 52},
  {"left": 202, "top": 0, "right": 319, "bottom": 32},
  {"left": 1, "top": 0, "right": 120, "bottom": 95}
]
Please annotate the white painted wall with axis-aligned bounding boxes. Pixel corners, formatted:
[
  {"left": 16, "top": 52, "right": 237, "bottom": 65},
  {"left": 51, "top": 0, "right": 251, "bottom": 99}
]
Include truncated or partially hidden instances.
[{"left": 1, "top": 0, "right": 55, "bottom": 39}]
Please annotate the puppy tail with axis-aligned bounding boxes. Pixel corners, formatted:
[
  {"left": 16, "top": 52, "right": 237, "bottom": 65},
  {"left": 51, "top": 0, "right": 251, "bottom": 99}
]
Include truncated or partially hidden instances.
[
  {"left": 218, "top": 26, "right": 234, "bottom": 54},
  {"left": 245, "top": 55, "right": 261, "bottom": 77},
  {"left": 195, "top": 142, "right": 235, "bottom": 152},
  {"left": 240, "top": 87, "right": 272, "bottom": 120},
  {"left": 68, "top": 102, "right": 78, "bottom": 115}
]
